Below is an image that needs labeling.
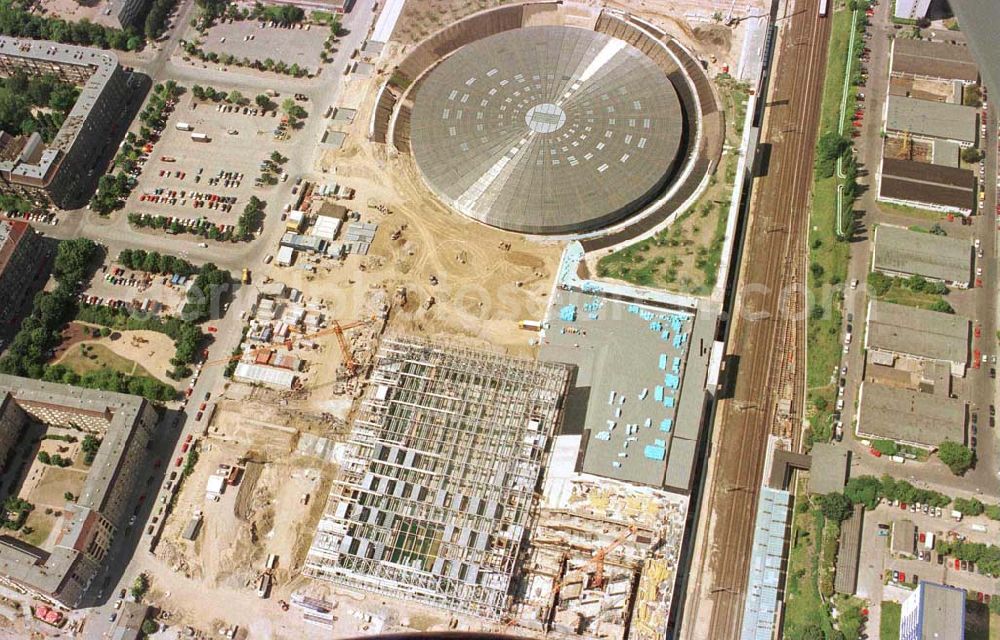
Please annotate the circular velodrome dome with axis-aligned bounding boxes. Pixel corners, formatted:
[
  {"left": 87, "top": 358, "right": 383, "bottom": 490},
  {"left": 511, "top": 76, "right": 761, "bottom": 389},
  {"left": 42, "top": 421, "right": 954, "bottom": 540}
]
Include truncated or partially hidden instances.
[{"left": 408, "top": 25, "right": 685, "bottom": 235}]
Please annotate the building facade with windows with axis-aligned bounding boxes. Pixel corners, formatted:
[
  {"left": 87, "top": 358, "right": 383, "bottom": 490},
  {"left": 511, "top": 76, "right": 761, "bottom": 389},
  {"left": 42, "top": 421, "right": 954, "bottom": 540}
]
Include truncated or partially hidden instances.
[{"left": 0, "top": 217, "right": 40, "bottom": 326}]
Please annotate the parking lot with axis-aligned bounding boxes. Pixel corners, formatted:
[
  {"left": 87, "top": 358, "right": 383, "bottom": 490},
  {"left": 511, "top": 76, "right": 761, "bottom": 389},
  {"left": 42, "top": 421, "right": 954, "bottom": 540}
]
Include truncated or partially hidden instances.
[
  {"left": 124, "top": 96, "right": 297, "bottom": 229},
  {"left": 200, "top": 20, "right": 330, "bottom": 73},
  {"left": 79, "top": 262, "right": 189, "bottom": 315}
]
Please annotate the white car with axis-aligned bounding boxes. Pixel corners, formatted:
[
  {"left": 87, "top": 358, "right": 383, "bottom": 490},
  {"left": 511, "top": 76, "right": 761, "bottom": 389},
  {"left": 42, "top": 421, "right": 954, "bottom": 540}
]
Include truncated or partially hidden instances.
[{"left": 850, "top": 279, "right": 858, "bottom": 289}]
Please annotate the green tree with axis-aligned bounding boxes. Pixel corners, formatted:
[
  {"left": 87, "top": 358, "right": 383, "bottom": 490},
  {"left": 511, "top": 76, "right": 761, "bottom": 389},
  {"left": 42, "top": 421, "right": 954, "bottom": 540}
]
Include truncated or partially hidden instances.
[
  {"left": 844, "top": 475, "right": 882, "bottom": 510},
  {"left": 131, "top": 573, "right": 149, "bottom": 600},
  {"left": 63, "top": 491, "right": 74, "bottom": 501},
  {"left": 937, "top": 440, "right": 974, "bottom": 475},
  {"left": 255, "top": 94, "right": 273, "bottom": 110},
  {"left": 953, "top": 497, "right": 984, "bottom": 516},
  {"left": 141, "top": 619, "right": 159, "bottom": 635},
  {"left": 37, "top": 451, "right": 50, "bottom": 464},
  {"left": 867, "top": 271, "right": 893, "bottom": 297},
  {"left": 961, "top": 147, "right": 984, "bottom": 164},
  {"left": 818, "top": 492, "right": 853, "bottom": 522}
]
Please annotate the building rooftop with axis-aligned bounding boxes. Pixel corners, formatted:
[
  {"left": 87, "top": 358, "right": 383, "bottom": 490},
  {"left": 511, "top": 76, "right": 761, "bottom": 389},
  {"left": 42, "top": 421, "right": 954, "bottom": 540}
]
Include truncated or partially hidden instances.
[
  {"left": 808, "top": 443, "right": 849, "bottom": 495},
  {"left": 891, "top": 39, "right": 979, "bottom": 83},
  {"left": 0, "top": 38, "right": 120, "bottom": 185},
  {"left": 885, "top": 96, "right": 978, "bottom": 144},
  {"left": 740, "top": 487, "right": 791, "bottom": 640},
  {"left": 879, "top": 158, "right": 976, "bottom": 212},
  {"left": 409, "top": 25, "right": 684, "bottom": 234},
  {"left": 0, "top": 217, "right": 30, "bottom": 275},
  {"left": 857, "top": 383, "right": 965, "bottom": 448},
  {"left": 866, "top": 300, "right": 969, "bottom": 364},
  {"left": 891, "top": 519, "right": 916, "bottom": 556},
  {"left": 910, "top": 582, "right": 967, "bottom": 640},
  {"left": 872, "top": 225, "right": 971, "bottom": 284}
]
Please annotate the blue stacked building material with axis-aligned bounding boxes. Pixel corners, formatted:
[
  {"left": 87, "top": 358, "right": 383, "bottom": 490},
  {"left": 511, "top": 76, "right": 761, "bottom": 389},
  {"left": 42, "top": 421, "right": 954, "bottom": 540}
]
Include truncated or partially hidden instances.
[
  {"left": 664, "top": 374, "right": 680, "bottom": 390},
  {"left": 644, "top": 444, "right": 666, "bottom": 460},
  {"left": 559, "top": 305, "right": 577, "bottom": 322},
  {"left": 660, "top": 418, "right": 673, "bottom": 432},
  {"left": 664, "top": 396, "right": 675, "bottom": 408},
  {"left": 654, "top": 386, "right": 664, "bottom": 402},
  {"left": 659, "top": 354, "right": 668, "bottom": 370}
]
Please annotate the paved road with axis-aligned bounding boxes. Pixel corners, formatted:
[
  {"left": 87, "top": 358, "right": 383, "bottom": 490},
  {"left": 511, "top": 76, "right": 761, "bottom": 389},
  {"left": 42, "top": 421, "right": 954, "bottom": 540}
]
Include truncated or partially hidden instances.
[{"left": 72, "top": 1, "right": 380, "bottom": 636}]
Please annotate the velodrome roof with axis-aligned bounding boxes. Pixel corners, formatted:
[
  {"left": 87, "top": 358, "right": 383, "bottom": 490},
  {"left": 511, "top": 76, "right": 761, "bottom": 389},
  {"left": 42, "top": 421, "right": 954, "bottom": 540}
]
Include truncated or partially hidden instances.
[
  {"left": 409, "top": 26, "right": 684, "bottom": 235},
  {"left": 866, "top": 300, "right": 969, "bottom": 364},
  {"left": 885, "top": 96, "right": 978, "bottom": 144},
  {"left": 857, "top": 383, "right": 965, "bottom": 448},
  {"left": 873, "top": 225, "right": 971, "bottom": 284}
]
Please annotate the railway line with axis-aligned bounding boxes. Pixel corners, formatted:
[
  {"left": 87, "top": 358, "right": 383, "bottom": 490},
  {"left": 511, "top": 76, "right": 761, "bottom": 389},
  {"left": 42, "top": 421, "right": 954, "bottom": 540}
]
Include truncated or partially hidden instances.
[{"left": 681, "top": 0, "right": 832, "bottom": 637}]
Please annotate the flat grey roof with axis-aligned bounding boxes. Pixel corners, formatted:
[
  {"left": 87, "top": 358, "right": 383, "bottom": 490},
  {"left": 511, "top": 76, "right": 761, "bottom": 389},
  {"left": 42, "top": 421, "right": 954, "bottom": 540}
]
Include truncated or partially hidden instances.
[
  {"left": 808, "top": 443, "right": 849, "bottom": 495},
  {"left": 886, "top": 96, "right": 978, "bottom": 144},
  {"left": 916, "top": 582, "right": 967, "bottom": 639},
  {"left": 932, "top": 140, "right": 961, "bottom": 167},
  {"left": 539, "top": 291, "right": 712, "bottom": 492},
  {"left": 857, "top": 383, "right": 965, "bottom": 448},
  {"left": 892, "top": 519, "right": 916, "bottom": 555},
  {"left": 410, "top": 25, "right": 684, "bottom": 235},
  {"left": 873, "top": 225, "right": 971, "bottom": 284},
  {"left": 867, "top": 300, "right": 969, "bottom": 364},
  {"left": 892, "top": 39, "right": 979, "bottom": 83}
]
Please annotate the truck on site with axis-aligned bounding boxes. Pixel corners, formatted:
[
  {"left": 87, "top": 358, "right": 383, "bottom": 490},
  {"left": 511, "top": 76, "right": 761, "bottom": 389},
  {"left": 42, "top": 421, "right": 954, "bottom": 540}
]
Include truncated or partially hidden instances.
[
  {"left": 191, "top": 133, "right": 211, "bottom": 142},
  {"left": 257, "top": 572, "right": 272, "bottom": 598},
  {"left": 518, "top": 320, "right": 542, "bottom": 331},
  {"left": 266, "top": 554, "right": 278, "bottom": 570},
  {"left": 175, "top": 122, "right": 193, "bottom": 131},
  {"left": 925, "top": 531, "right": 935, "bottom": 549},
  {"left": 242, "top": 268, "right": 251, "bottom": 284},
  {"left": 970, "top": 523, "right": 988, "bottom": 533},
  {"left": 952, "top": 510, "right": 963, "bottom": 521}
]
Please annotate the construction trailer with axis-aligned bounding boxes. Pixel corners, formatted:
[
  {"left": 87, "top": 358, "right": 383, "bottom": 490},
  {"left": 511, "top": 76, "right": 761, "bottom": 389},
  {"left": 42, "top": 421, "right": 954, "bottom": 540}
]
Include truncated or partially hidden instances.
[{"left": 304, "top": 336, "right": 572, "bottom": 620}]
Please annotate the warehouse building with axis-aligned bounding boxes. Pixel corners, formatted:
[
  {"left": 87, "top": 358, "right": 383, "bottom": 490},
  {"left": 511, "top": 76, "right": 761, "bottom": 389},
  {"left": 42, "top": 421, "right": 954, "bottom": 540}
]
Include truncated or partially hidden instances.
[
  {"left": 0, "top": 375, "right": 158, "bottom": 609},
  {"left": 872, "top": 225, "right": 971, "bottom": 288},
  {"left": 890, "top": 39, "right": 978, "bottom": 84},
  {"left": 885, "top": 96, "right": 978, "bottom": 146},
  {"left": 866, "top": 300, "right": 970, "bottom": 375},
  {"left": 878, "top": 158, "right": 976, "bottom": 215},
  {"left": 0, "top": 217, "right": 41, "bottom": 326},
  {"left": 900, "top": 581, "right": 966, "bottom": 640},
  {"left": 856, "top": 383, "right": 965, "bottom": 450},
  {"left": 0, "top": 38, "right": 128, "bottom": 209}
]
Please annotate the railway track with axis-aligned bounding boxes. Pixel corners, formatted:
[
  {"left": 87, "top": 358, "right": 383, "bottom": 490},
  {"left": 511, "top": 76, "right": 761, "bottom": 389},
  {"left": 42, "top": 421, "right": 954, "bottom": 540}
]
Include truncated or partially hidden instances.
[{"left": 682, "top": 0, "right": 832, "bottom": 637}]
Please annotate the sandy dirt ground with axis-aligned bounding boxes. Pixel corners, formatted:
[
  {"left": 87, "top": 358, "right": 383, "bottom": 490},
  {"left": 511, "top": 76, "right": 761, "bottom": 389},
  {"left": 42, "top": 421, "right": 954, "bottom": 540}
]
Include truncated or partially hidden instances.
[
  {"left": 53, "top": 329, "right": 179, "bottom": 386},
  {"left": 37, "top": 0, "right": 120, "bottom": 28}
]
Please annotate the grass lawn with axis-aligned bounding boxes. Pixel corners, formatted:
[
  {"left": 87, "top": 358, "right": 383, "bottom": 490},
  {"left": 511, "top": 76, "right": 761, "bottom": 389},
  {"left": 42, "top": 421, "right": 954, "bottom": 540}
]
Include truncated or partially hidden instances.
[
  {"left": 56, "top": 342, "right": 154, "bottom": 379},
  {"left": 16, "top": 511, "right": 56, "bottom": 548},
  {"left": 806, "top": 4, "right": 861, "bottom": 444},
  {"left": 596, "top": 77, "right": 748, "bottom": 296},
  {"left": 881, "top": 601, "right": 901, "bottom": 640},
  {"left": 878, "top": 200, "right": 949, "bottom": 221},
  {"left": 784, "top": 496, "right": 836, "bottom": 637},
  {"left": 877, "top": 281, "right": 951, "bottom": 311}
]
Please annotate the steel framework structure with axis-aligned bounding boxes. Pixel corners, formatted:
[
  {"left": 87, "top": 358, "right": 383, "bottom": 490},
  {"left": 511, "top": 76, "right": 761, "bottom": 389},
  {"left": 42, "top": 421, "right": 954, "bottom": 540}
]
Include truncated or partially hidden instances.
[{"left": 305, "top": 336, "right": 572, "bottom": 619}]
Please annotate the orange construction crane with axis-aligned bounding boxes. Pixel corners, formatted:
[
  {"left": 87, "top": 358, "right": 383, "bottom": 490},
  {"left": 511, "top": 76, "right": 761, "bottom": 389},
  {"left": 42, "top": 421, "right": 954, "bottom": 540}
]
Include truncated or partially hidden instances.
[
  {"left": 591, "top": 524, "right": 637, "bottom": 589},
  {"left": 201, "top": 317, "right": 374, "bottom": 370}
]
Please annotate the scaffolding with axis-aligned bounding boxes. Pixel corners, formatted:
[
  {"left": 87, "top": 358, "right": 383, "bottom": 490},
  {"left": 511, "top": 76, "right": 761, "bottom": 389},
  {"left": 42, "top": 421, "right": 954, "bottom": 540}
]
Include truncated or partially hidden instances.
[{"left": 304, "top": 335, "right": 573, "bottom": 619}]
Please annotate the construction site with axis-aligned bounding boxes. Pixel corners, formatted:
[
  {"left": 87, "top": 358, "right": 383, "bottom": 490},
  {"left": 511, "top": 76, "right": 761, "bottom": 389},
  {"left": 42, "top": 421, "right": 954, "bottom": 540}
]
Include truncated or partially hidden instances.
[{"left": 304, "top": 336, "right": 573, "bottom": 620}]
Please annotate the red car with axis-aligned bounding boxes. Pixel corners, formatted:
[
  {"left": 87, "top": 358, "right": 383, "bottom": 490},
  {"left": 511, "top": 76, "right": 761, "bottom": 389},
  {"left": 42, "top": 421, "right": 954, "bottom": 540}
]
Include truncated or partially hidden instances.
[
  {"left": 955, "top": 558, "right": 961, "bottom": 569},
  {"left": 207, "top": 326, "right": 218, "bottom": 333},
  {"left": 196, "top": 411, "right": 203, "bottom": 421},
  {"left": 185, "top": 387, "right": 193, "bottom": 398},
  {"left": 199, "top": 402, "right": 207, "bottom": 411},
  {"left": 899, "top": 572, "right": 906, "bottom": 583},
  {"left": 181, "top": 442, "right": 189, "bottom": 453},
  {"left": 175, "top": 456, "right": 183, "bottom": 467},
  {"left": 185, "top": 434, "right": 193, "bottom": 443}
]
